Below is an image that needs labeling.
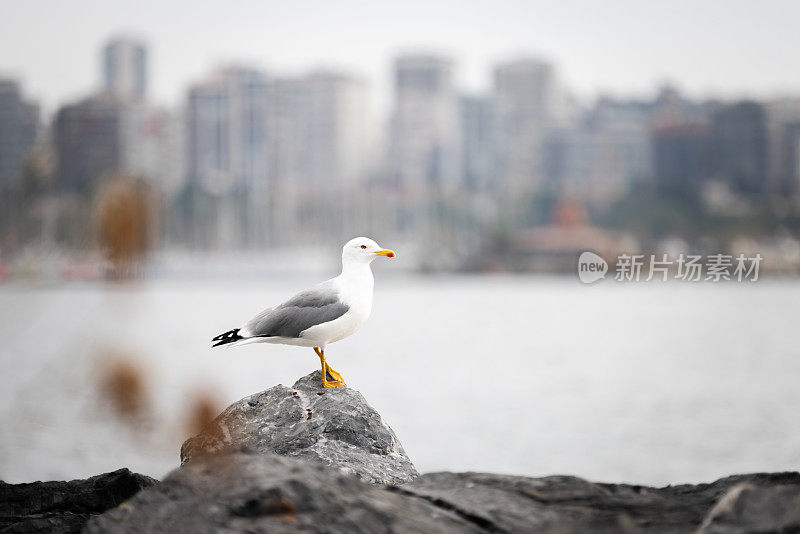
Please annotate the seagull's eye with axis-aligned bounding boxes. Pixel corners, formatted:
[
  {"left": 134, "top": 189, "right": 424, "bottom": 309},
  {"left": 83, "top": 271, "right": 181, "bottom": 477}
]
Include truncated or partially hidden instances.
[{"left": 360, "top": 245, "right": 367, "bottom": 249}]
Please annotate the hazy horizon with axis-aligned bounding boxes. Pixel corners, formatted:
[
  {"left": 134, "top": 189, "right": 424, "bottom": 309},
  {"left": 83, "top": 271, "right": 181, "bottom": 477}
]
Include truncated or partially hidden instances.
[{"left": 3, "top": 0, "right": 800, "bottom": 118}]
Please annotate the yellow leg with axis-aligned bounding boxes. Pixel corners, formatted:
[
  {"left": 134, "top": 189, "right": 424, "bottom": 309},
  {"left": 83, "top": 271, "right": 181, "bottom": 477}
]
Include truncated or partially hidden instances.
[{"left": 313, "top": 347, "right": 345, "bottom": 388}]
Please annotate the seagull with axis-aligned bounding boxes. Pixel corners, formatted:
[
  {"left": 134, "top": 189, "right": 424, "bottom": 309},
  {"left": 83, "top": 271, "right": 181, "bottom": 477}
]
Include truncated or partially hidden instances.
[{"left": 211, "top": 237, "right": 396, "bottom": 388}]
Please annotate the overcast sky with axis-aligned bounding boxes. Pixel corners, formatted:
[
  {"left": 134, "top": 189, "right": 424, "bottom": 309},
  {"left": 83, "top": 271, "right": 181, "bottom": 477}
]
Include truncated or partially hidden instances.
[{"left": 2, "top": 0, "right": 800, "bottom": 117}]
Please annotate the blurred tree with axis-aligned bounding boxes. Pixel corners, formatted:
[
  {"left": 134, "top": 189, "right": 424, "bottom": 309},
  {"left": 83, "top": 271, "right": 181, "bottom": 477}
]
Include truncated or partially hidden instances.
[{"left": 92, "top": 176, "right": 157, "bottom": 278}]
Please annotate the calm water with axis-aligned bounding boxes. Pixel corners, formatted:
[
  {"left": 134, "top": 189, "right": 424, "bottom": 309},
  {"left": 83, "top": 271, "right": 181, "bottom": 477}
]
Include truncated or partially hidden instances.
[{"left": 1, "top": 274, "right": 798, "bottom": 485}]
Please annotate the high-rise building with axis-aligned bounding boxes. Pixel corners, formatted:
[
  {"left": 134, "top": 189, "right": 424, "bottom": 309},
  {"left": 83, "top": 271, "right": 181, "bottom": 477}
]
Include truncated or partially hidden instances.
[
  {"left": 651, "top": 87, "right": 713, "bottom": 196},
  {"left": 459, "top": 95, "right": 494, "bottom": 193},
  {"left": 583, "top": 99, "right": 652, "bottom": 206},
  {"left": 187, "top": 68, "right": 270, "bottom": 196},
  {"left": 272, "top": 71, "right": 369, "bottom": 190},
  {"left": 54, "top": 98, "right": 175, "bottom": 195},
  {"left": 121, "top": 103, "right": 183, "bottom": 196},
  {"left": 711, "top": 101, "right": 768, "bottom": 197},
  {"left": 0, "top": 80, "right": 38, "bottom": 188},
  {"left": 103, "top": 37, "right": 147, "bottom": 102},
  {"left": 269, "top": 71, "right": 371, "bottom": 243},
  {"left": 54, "top": 95, "right": 125, "bottom": 192},
  {"left": 388, "top": 54, "right": 460, "bottom": 192},
  {"left": 764, "top": 99, "right": 800, "bottom": 195},
  {"left": 55, "top": 34, "right": 176, "bottom": 196},
  {"left": 546, "top": 99, "right": 651, "bottom": 209},
  {"left": 492, "top": 58, "right": 571, "bottom": 202},
  {"left": 185, "top": 67, "right": 271, "bottom": 248},
  {"left": 784, "top": 122, "right": 800, "bottom": 194},
  {"left": 653, "top": 123, "right": 711, "bottom": 196},
  {"left": 184, "top": 65, "right": 372, "bottom": 248}
]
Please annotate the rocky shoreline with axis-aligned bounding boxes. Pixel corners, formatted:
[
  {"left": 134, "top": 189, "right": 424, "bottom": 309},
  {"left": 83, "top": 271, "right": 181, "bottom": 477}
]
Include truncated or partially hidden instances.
[{"left": 3, "top": 371, "right": 799, "bottom": 533}]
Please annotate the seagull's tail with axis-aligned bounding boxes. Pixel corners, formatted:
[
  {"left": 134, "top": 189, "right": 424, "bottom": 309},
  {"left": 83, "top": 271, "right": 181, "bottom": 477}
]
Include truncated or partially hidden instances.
[{"left": 211, "top": 328, "right": 244, "bottom": 347}]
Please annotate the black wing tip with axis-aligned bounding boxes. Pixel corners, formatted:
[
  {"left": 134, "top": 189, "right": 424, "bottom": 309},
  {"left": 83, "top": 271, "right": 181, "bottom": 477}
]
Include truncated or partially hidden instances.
[{"left": 211, "top": 328, "right": 243, "bottom": 347}]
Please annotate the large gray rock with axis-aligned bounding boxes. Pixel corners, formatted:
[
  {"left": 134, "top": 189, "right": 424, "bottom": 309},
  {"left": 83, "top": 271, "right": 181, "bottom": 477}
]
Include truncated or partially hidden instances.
[
  {"left": 180, "top": 371, "right": 418, "bottom": 485},
  {"left": 0, "top": 468, "right": 157, "bottom": 534},
  {"left": 85, "top": 453, "right": 478, "bottom": 534}
]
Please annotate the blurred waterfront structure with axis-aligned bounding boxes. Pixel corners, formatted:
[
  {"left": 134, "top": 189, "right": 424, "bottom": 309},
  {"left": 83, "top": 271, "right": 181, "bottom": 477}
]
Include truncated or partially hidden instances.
[{"left": 4, "top": 38, "right": 800, "bottom": 276}]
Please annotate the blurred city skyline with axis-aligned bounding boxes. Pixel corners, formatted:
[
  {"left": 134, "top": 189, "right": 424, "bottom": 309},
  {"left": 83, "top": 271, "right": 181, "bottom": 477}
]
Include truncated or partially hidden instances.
[
  {"left": 3, "top": 1, "right": 800, "bottom": 117},
  {"left": 4, "top": 2, "right": 800, "bottom": 278}
]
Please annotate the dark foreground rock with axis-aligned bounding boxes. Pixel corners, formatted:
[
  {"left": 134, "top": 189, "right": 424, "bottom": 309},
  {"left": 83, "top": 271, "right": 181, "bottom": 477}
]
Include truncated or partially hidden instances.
[
  {"left": 10, "top": 373, "right": 800, "bottom": 533},
  {"left": 402, "top": 471, "right": 800, "bottom": 533},
  {"left": 85, "top": 456, "right": 800, "bottom": 533},
  {"left": 181, "top": 370, "right": 418, "bottom": 485},
  {"left": 0, "top": 468, "right": 157, "bottom": 534},
  {"left": 699, "top": 482, "right": 800, "bottom": 533},
  {"left": 86, "top": 453, "right": 474, "bottom": 534}
]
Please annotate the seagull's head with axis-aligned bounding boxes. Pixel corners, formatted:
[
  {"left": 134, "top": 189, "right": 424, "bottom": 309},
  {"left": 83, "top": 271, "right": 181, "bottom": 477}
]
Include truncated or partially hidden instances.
[{"left": 342, "top": 237, "right": 395, "bottom": 265}]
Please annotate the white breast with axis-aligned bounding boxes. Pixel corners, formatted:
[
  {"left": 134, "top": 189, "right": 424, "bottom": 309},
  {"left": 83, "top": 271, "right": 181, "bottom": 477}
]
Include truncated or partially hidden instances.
[{"left": 301, "top": 265, "right": 374, "bottom": 346}]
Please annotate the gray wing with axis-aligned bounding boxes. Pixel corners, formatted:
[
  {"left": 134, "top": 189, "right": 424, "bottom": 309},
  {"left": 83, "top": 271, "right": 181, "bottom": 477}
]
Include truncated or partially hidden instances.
[{"left": 242, "top": 282, "right": 349, "bottom": 339}]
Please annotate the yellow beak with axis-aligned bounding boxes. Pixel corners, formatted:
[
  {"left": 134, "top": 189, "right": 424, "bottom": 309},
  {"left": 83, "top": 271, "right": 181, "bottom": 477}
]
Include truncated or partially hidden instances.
[{"left": 375, "top": 249, "right": 396, "bottom": 258}]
